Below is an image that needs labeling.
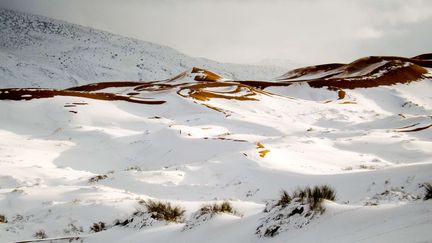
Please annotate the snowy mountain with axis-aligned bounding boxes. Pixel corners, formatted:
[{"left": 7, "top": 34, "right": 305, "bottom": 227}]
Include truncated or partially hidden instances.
[
  {"left": 1, "top": 7, "right": 432, "bottom": 243},
  {"left": 0, "top": 8, "right": 287, "bottom": 89}
]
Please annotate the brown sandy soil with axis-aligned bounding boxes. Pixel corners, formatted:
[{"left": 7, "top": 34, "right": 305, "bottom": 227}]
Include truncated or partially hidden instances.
[
  {"left": 212, "top": 137, "right": 248, "bottom": 142},
  {"left": 396, "top": 124, "right": 432, "bottom": 132},
  {"left": 277, "top": 63, "right": 345, "bottom": 80},
  {"left": 337, "top": 90, "right": 346, "bottom": 100},
  {"left": 177, "top": 82, "right": 271, "bottom": 101},
  {"left": 276, "top": 55, "right": 431, "bottom": 89},
  {"left": 395, "top": 123, "right": 420, "bottom": 129},
  {"left": 65, "top": 81, "right": 146, "bottom": 92},
  {"left": 412, "top": 53, "right": 432, "bottom": 60},
  {"left": 259, "top": 149, "right": 270, "bottom": 158},
  {"left": 191, "top": 67, "right": 223, "bottom": 81},
  {"left": 307, "top": 61, "right": 428, "bottom": 89},
  {"left": 0, "top": 88, "right": 165, "bottom": 104},
  {"left": 339, "top": 101, "right": 357, "bottom": 104},
  {"left": 257, "top": 143, "right": 265, "bottom": 149},
  {"left": 191, "top": 55, "right": 432, "bottom": 92},
  {"left": 256, "top": 143, "right": 270, "bottom": 158}
]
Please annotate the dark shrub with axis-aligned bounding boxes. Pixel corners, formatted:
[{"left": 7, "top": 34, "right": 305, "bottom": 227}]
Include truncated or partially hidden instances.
[
  {"left": 33, "top": 230, "right": 48, "bottom": 239},
  {"left": 88, "top": 174, "right": 108, "bottom": 183},
  {"left": 424, "top": 183, "right": 432, "bottom": 200},
  {"left": 90, "top": 222, "right": 106, "bottom": 232},
  {"left": 200, "top": 201, "right": 239, "bottom": 215},
  {"left": 0, "top": 214, "right": 6, "bottom": 223},
  {"left": 291, "top": 185, "right": 336, "bottom": 211},
  {"left": 144, "top": 200, "right": 185, "bottom": 223},
  {"left": 275, "top": 190, "right": 292, "bottom": 207}
]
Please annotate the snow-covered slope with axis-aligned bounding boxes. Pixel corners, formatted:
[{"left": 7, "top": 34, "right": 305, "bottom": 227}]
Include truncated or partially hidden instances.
[
  {"left": 0, "top": 8, "right": 287, "bottom": 89},
  {"left": 1, "top": 7, "right": 432, "bottom": 243},
  {"left": 0, "top": 56, "right": 431, "bottom": 242}
]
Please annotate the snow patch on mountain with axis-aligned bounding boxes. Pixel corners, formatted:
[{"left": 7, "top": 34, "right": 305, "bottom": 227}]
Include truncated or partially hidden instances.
[{"left": 0, "top": 8, "right": 287, "bottom": 88}]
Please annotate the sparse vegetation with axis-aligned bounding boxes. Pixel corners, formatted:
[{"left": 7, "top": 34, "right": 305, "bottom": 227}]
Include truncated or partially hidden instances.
[
  {"left": 424, "top": 182, "right": 432, "bottom": 200},
  {"left": 292, "top": 185, "right": 336, "bottom": 211},
  {"left": 11, "top": 188, "right": 24, "bottom": 193},
  {"left": 90, "top": 221, "right": 106, "bottom": 232},
  {"left": 183, "top": 201, "right": 241, "bottom": 231},
  {"left": 143, "top": 200, "right": 185, "bottom": 223},
  {"left": 0, "top": 214, "right": 7, "bottom": 223},
  {"left": 63, "top": 223, "right": 84, "bottom": 235},
  {"left": 257, "top": 185, "right": 337, "bottom": 238},
  {"left": 275, "top": 185, "right": 336, "bottom": 212},
  {"left": 275, "top": 190, "right": 292, "bottom": 207},
  {"left": 125, "top": 165, "right": 142, "bottom": 171},
  {"left": 88, "top": 174, "right": 108, "bottom": 183},
  {"left": 200, "top": 201, "right": 239, "bottom": 215},
  {"left": 33, "top": 230, "right": 48, "bottom": 239}
]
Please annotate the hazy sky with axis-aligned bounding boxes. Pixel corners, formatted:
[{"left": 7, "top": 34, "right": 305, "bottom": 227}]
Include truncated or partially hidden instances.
[{"left": 1, "top": 0, "right": 431, "bottom": 65}]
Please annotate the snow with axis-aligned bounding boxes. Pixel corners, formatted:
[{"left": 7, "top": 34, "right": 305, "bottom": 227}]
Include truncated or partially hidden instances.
[
  {"left": 0, "top": 75, "right": 431, "bottom": 242},
  {"left": 0, "top": 7, "right": 432, "bottom": 243},
  {"left": 0, "top": 9, "right": 288, "bottom": 89}
]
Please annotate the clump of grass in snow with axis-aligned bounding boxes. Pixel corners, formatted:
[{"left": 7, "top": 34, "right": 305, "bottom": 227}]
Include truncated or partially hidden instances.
[
  {"left": 33, "top": 230, "right": 48, "bottom": 239},
  {"left": 294, "top": 185, "right": 336, "bottom": 211},
  {"left": 143, "top": 200, "right": 185, "bottom": 223},
  {"left": 275, "top": 190, "right": 292, "bottom": 207},
  {"left": 257, "top": 185, "right": 336, "bottom": 238},
  {"left": 200, "top": 201, "right": 239, "bottom": 215},
  {"left": 88, "top": 174, "right": 108, "bottom": 183},
  {"left": 276, "top": 185, "right": 336, "bottom": 212},
  {"left": 90, "top": 221, "right": 106, "bottom": 232},
  {"left": 88, "top": 171, "right": 114, "bottom": 183},
  {"left": 0, "top": 214, "right": 7, "bottom": 223},
  {"left": 424, "top": 183, "right": 432, "bottom": 200}
]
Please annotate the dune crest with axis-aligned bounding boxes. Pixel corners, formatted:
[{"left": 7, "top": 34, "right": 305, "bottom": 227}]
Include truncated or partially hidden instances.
[{"left": 277, "top": 55, "right": 431, "bottom": 89}]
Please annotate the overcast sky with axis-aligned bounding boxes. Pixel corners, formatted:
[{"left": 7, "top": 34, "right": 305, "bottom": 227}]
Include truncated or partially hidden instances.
[{"left": 1, "top": 0, "right": 431, "bottom": 65}]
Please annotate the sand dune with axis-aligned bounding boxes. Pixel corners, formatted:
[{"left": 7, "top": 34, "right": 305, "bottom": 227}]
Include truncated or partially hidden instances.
[
  {"left": 278, "top": 55, "right": 431, "bottom": 89},
  {"left": 0, "top": 53, "right": 430, "bottom": 105},
  {"left": 1, "top": 54, "right": 431, "bottom": 242}
]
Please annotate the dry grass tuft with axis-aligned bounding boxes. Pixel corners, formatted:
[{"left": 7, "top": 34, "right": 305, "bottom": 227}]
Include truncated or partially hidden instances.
[
  {"left": 424, "top": 183, "right": 432, "bottom": 200},
  {"left": 200, "top": 201, "right": 239, "bottom": 215},
  {"left": 33, "top": 230, "right": 48, "bottom": 239},
  {"left": 144, "top": 200, "right": 185, "bottom": 223},
  {"left": 90, "top": 221, "right": 106, "bottom": 232}
]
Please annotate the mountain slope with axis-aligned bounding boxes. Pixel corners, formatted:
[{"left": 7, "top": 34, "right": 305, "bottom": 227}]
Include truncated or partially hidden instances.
[{"left": 0, "top": 8, "right": 287, "bottom": 88}]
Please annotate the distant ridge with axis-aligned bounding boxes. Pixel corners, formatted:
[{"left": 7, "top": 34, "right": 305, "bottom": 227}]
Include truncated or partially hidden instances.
[{"left": 0, "top": 8, "right": 287, "bottom": 88}]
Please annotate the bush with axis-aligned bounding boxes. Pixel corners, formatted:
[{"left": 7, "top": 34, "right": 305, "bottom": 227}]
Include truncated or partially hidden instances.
[
  {"left": 200, "top": 201, "right": 239, "bottom": 215},
  {"left": 293, "top": 185, "right": 336, "bottom": 211},
  {"left": 0, "top": 214, "right": 7, "bottom": 223},
  {"left": 276, "top": 185, "right": 336, "bottom": 212},
  {"left": 424, "top": 183, "right": 432, "bottom": 200},
  {"left": 257, "top": 185, "right": 336, "bottom": 238},
  {"left": 90, "top": 222, "right": 106, "bottom": 232},
  {"left": 33, "top": 230, "right": 48, "bottom": 239},
  {"left": 275, "top": 190, "right": 292, "bottom": 207},
  {"left": 88, "top": 174, "right": 108, "bottom": 183},
  {"left": 144, "top": 200, "right": 185, "bottom": 223},
  {"left": 183, "top": 201, "right": 240, "bottom": 231}
]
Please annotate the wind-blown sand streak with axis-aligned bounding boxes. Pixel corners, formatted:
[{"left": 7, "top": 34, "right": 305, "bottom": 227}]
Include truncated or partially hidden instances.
[{"left": 0, "top": 88, "right": 165, "bottom": 104}]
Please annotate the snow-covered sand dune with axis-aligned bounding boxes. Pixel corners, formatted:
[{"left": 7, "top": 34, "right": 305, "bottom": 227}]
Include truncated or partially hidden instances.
[
  {"left": 0, "top": 8, "right": 431, "bottom": 243},
  {"left": 0, "top": 60, "right": 431, "bottom": 242}
]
